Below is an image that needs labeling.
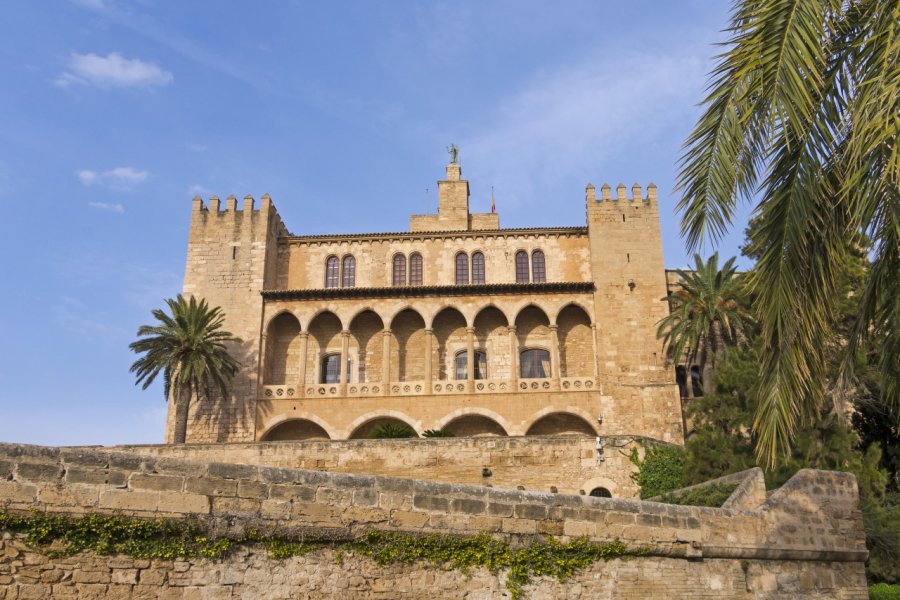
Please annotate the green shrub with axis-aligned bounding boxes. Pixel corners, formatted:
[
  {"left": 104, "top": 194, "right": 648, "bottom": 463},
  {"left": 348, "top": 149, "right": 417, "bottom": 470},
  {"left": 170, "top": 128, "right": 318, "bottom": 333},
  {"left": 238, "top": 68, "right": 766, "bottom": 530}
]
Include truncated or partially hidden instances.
[
  {"left": 870, "top": 583, "right": 900, "bottom": 600},
  {"left": 658, "top": 483, "right": 737, "bottom": 507},
  {"left": 629, "top": 443, "right": 686, "bottom": 499},
  {"left": 422, "top": 429, "right": 454, "bottom": 437}
]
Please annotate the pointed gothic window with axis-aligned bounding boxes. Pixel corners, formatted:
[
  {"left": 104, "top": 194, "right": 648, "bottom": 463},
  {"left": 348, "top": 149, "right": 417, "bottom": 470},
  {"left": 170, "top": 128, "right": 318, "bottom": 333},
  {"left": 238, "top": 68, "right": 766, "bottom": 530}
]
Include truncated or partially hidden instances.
[
  {"left": 325, "top": 256, "right": 339, "bottom": 288},
  {"left": 471, "top": 252, "right": 485, "bottom": 284},
  {"left": 409, "top": 252, "right": 423, "bottom": 286},
  {"left": 455, "top": 252, "right": 469, "bottom": 285},
  {"left": 515, "top": 251, "right": 529, "bottom": 283},
  {"left": 342, "top": 255, "right": 356, "bottom": 287},
  {"left": 393, "top": 254, "right": 407, "bottom": 286},
  {"left": 531, "top": 250, "right": 546, "bottom": 283}
]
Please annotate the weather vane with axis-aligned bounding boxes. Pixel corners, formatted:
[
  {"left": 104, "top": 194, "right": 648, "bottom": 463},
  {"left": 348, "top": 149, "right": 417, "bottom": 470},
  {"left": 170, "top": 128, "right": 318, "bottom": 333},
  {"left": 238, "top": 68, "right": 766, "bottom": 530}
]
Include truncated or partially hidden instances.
[{"left": 447, "top": 144, "right": 459, "bottom": 164}]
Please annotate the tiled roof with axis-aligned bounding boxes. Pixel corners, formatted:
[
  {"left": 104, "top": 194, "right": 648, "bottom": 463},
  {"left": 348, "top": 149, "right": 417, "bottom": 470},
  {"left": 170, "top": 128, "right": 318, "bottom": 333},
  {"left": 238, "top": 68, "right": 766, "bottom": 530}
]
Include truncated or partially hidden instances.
[
  {"left": 262, "top": 282, "right": 594, "bottom": 301},
  {"left": 282, "top": 226, "right": 588, "bottom": 241}
]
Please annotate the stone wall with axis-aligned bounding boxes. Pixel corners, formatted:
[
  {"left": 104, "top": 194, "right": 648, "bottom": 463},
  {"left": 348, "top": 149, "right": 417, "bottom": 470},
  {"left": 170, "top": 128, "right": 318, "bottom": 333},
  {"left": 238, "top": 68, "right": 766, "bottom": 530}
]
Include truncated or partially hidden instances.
[
  {"left": 0, "top": 443, "right": 870, "bottom": 599},
  {"left": 82, "top": 436, "right": 644, "bottom": 498}
]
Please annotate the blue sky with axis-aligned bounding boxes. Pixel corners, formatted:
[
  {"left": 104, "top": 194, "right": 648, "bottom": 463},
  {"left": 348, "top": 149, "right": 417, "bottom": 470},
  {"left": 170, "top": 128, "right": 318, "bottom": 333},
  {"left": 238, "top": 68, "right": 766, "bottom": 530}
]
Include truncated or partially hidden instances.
[{"left": 0, "top": 1, "right": 751, "bottom": 446}]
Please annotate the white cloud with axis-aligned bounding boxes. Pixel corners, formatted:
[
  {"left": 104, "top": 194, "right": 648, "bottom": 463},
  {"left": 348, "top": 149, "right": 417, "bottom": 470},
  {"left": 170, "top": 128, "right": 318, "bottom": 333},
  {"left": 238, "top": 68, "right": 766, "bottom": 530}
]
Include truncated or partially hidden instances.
[
  {"left": 77, "top": 166, "right": 149, "bottom": 191},
  {"left": 460, "top": 50, "right": 707, "bottom": 211},
  {"left": 188, "top": 184, "right": 213, "bottom": 197},
  {"left": 88, "top": 201, "right": 125, "bottom": 214},
  {"left": 56, "top": 52, "right": 173, "bottom": 88}
]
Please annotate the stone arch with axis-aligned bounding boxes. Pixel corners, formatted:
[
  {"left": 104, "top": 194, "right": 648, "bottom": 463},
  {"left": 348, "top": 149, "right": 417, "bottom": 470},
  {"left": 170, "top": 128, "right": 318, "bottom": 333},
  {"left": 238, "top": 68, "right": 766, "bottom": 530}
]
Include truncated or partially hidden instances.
[
  {"left": 515, "top": 305, "right": 551, "bottom": 377},
  {"left": 261, "top": 419, "right": 331, "bottom": 442},
  {"left": 524, "top": 409, "right": 598, "bottom": 436},
  {"left": 263, "top": 308, "right": 301, "bottom": 333},
  {"left": 390, "top": 308, "right": 426, "bottom": 382},
  {"left": 264, "top": 312, "right": 302, "bottom": 385},
  {"left": 473, "top": 306, "right": 510, "bottom": 380},
  {"left": 557, "top": 304, "right": 594, "bottom": 377},
  {"left": 432, "top": 306, "right": 468, "bottom": 381},
  {"left": 306, "top": 311, "right": 343, "bottom": 384},
  {"left": 580, "top": 476, "right": 618, "bottom": 499},
  {"left": 346, "top": 411, "right": 421, "bottom": 440},
  {"left": 350, "top": 310, "right": 384, "bottom": 384},
  {"left": 258, "top": 412, "right": 335, "bottom": 441},
  {"left": 435, "top": 408, "right": 510, "bottom": 437}
]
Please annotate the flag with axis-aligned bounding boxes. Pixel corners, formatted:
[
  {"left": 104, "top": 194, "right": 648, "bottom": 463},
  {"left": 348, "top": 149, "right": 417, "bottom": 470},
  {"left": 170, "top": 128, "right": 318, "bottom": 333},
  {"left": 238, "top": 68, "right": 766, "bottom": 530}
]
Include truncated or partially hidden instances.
[{"left": 491, "top": 187, "right": 496, "bottom": 214}]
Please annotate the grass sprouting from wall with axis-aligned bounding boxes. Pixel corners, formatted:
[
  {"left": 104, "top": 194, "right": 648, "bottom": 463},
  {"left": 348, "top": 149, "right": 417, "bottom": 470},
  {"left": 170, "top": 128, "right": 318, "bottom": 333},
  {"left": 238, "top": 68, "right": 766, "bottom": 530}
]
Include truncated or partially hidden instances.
[
  {"left": 658, "top": 483, "right": 738, "bottom": 508},
  {"left": 0, "top": 510, "right": 634, "bottom": 598}
]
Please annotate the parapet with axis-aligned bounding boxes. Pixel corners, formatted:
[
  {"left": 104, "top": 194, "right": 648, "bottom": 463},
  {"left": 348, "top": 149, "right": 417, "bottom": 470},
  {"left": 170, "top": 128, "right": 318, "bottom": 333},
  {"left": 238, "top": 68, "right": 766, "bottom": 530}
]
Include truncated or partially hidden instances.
[
  {"left": 190, "top": 193, "right": 288, "bottom": 236},
  {"left": 585, "top": 182, "right": 657, "bottom": 204}
]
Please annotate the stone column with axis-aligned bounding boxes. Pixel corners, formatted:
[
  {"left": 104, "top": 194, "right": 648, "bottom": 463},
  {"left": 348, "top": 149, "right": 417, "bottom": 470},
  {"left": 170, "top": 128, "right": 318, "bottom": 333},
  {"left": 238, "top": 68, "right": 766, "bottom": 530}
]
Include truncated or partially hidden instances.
[
  {"left": 298, "top": 332, "right": 310, "bottom": 392},
  {"left": 382, "top": 329, "right": 391, "bottom": 395},
  {"left": 257, "top": 333, "right": 268, "bottom": 387},
  {"left": 340, "top": 330, "right": 350, "bottom": 389},
  {"left": 549, "top": 324, "right": 561, "bottom": 381},
  {"left": 590, "top": 324, "right": 599, "bottom": 378},
  {"left": 508, "top": 325, "right": 519, "bottom": 387},
  {"left": 466, "top": 326, "right": 476, "bottom": 391},
  {"left": 424, "top": 328, "right": 434, "bottom": 390}
]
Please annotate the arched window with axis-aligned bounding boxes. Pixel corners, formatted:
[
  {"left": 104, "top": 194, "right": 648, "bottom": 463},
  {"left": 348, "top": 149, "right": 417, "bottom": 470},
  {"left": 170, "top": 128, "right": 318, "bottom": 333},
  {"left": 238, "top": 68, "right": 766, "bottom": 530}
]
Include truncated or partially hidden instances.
[
  {"left": 589, "top": 487, "right": 612, "bottom": 498},
  {"left": 321, "top": 353, "right": 341, "bottom": 383},
  {"left": 455, "top": 252, "right": 469, "bottom": 285},
  {"left": 515, "top": 251, "right": 529, "bottom": 283},
  {"left": 409, "top": 252, "right": 423, "bottom": 286},
  {"left": 531, "top": 250, "right": 546, "bottom": 283},
  {"left": 392, "top": 254, "right": 407, "bottom": 286},
  {"left": 520, "top": 348, "right": 550, "bottom": 378},
  {"left": 325, "top": 256, "right": 339, "bottom": 288},
  {"left": 455, "top": 350, "right": 487, "bottom": 380},
  {"left": 471, "top": 252, "right": 485, "bottom": 284},
  {"left": 342, "top": 255, "right": 356, "bottom": 287}
]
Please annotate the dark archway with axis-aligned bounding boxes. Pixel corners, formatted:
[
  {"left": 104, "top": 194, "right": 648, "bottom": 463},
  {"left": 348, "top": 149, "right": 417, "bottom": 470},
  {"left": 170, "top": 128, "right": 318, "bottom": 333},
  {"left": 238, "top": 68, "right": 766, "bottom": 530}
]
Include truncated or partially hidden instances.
[{"left": 262, "top": 419, "right": 330, "bottom": 441}]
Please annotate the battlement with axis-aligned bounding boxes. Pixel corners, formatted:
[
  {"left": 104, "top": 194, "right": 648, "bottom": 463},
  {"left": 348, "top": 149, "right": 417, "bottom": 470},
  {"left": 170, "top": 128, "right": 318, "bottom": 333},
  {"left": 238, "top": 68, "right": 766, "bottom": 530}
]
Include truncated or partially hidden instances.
[
  {"left": 190, "top": 193, "right": 287, "bottom": 237},
  {"left": 585, "top": 182, "right": 657, "bottom": 205}
]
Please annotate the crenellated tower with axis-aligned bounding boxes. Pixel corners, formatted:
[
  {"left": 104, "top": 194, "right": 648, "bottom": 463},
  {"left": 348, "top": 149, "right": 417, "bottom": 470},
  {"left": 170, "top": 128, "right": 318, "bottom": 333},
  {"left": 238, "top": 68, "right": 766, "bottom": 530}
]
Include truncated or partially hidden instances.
[
  {"left": 585, "top": 182, "right": 683, "bottom": 443},
  {"left": 171, "top": 194, "right": 286, "bottom": 443}
]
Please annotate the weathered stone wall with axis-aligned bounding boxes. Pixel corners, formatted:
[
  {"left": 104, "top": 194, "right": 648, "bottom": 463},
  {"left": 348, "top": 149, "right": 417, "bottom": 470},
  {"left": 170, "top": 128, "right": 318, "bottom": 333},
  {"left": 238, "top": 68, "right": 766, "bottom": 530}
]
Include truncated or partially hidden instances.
[
  {"left": 85, "top": 436, "right": 644, "bottom": 498},
  {"left": 0, "top": 443, "right": 870, "bottom": 599}
]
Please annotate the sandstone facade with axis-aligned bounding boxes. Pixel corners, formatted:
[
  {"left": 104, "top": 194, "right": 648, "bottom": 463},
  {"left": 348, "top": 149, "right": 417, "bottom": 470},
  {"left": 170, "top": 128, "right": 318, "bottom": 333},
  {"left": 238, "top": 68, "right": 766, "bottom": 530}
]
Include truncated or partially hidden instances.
[{"left": 174, "top": 161, "right": 684, "bottom": 452}]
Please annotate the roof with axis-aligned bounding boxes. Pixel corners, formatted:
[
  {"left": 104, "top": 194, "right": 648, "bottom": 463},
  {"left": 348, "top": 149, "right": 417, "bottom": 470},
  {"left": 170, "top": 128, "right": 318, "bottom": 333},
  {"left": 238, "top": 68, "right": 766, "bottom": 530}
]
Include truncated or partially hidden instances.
[
  {"left": 282, "top": 225, "right": 588, "bottom": 242},
  {"left": 262, "top": 282, "right": 595, "bottom": 301}
]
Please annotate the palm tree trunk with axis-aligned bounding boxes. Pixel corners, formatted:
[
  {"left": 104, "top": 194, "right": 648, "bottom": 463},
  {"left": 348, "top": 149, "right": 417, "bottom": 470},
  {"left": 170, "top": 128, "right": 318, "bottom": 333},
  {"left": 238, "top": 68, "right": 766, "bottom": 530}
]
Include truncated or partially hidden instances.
[
  {"left": 172, "top": 386, "right": 191, "bottom": 444},
  {"left": 700, "top": 340, "right": 715, "bottom": 396},
  {"left": 704, "top": 320, "right": 726, "bottom": 396}
]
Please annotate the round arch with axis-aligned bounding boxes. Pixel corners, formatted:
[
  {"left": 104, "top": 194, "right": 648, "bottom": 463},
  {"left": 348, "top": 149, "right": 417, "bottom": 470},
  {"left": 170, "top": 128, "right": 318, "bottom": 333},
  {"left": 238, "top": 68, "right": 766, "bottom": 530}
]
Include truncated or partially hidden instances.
[
  {"left": 428, "top": 303, "right": 472, "bottom": 329},
  {"left": 523, "top": 407, "right": 599, "bottom": 436},
  {"left": 512, "top": 303, "right": 552, "bottom": 326},
  {"left": 257, "top": 412, "right": 336, "bottom": 441},
  {"left": 433, "top": 408, "right": 512, "bottom": 437},
  {"left": 580, "top": 476, "right": 618, "bottom": 499},
  {"left": 472, "top": 304, "right": 511, "bottom": 327},
  {"left": 554, "top": 301, "right": 594, "bottom": 326},
  {"left": 263, "top": 308, "right": 302, "bottom": 334},
  {"left": 344, "top": 410, "right": 422, "bottom": 440},
  {"left": 388, "top": 306, "right": 426, "bottom": 329},
  {"left": 302, "top": 308, "right": 346, "bottom": 332}
]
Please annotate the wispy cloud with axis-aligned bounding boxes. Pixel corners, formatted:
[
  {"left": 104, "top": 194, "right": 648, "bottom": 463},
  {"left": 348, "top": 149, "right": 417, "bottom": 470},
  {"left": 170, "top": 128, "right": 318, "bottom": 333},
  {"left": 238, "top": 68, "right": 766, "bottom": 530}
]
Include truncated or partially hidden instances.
[
  {"left": 188, "top": 184, "right": 213, "bottom": 197},
  {"left": 55, "top": 296, "right": 129, "bottom": 342},
  {"left": 78, "top": 166, "right": 149, "bottom": 191},
  {"left": 461, "top": 50, "right": 707, "bottom": 211},
  {"left": 56, "top": 52, "right": 173, "bottom": 88},
  {"left": 88, "top": 201, "right": 125, "bottom": 214}
]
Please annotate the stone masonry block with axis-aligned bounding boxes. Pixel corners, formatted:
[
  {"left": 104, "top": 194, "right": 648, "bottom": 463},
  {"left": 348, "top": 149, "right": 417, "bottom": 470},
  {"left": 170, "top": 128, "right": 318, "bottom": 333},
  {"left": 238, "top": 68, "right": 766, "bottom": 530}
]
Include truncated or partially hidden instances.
[
  {"left": 184, "top": 478, "right": 238, "bottom": 497},
  {"left": 158, "top": 491, "right": 210, "bottom": 515},
  {"left": 15, "top": 462, "right": 62, "bottom": 482},
  {"left": 99, "top": 490, "right": 159, "bottom": 512},
  {"left": 0, "top": 481, "right": 38, "bottom": 503},
  {"left": 129, "top": 474, "right": 185, "bottom": 492},
  {"left": 413, "top": 495, "right": 449, "bottom": 512}
]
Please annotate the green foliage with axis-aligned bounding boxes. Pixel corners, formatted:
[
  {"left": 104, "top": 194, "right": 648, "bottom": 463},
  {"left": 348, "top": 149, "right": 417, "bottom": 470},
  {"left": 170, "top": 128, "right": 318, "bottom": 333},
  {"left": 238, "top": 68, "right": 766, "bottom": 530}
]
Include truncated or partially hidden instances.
[
  {"left": 369, "top": 423, "right": 417, "bottom": 439},
  {"left": 422, "top": 429, "right": 455, "bottom": 438},
  {"left": 0, "top": 511, "right": 634, "bottom": 598},
  {"left": 658, "top": 483, "right": 737, "bottom": 508},
  {"left": 870, "top": 583, "right": 900, "bottom": 600},
  {"left": 628, "top": 443, "right": 686, "bottom": 499},
  {"left": 129, "top": 294, "right": 242, "bottom": 444}
]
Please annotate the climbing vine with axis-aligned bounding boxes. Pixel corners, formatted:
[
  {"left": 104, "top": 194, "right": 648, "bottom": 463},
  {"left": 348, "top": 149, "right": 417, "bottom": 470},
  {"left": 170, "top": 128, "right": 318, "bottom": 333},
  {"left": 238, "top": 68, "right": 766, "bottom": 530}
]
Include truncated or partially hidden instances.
[{"left": 1, "top": 510, "right": 636, "bottom": 598}]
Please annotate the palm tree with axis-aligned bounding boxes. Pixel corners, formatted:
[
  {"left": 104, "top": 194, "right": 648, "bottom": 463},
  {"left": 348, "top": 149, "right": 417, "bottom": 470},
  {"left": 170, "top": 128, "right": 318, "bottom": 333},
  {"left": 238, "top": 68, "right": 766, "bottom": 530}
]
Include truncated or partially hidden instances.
[
  {"left": 130, "top": 295, "right": 241, "bottom": 444},
  {"left": 676, "top": 0, "right": 898, "bottom": 465},
  {"left": 658, "top": 253, "right": 752, "bottom": 400}
]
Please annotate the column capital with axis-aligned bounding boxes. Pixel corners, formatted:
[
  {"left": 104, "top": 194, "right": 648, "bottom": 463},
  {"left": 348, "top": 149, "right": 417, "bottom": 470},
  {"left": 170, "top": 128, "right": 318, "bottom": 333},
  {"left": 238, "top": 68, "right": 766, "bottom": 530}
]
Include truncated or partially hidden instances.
[
  {"left": 424, "top": 328, "right": 434, "bottom": 335},
  {"left": 299, "top": 331, "right": 310, "bottom": 338},
  {"left": 341, "top": 329, "right": 351, "bottom": 337},
  {"left": 507, "top": 325, "right": 517, "bottom": 334},
  {"left": 382, "top": 328, "right": 392, "bottom": 336},
  {"left": 549, "top": 324, "right": 559, "bottom": 331},
  {"left": 466, "top": 326, "right": 476, "bottom": 334}
]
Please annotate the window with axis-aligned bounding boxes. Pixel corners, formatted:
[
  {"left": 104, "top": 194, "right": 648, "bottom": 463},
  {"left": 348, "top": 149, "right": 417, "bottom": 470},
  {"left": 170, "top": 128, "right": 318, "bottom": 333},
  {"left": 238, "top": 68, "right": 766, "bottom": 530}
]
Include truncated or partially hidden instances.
[
  {"left": 455, "top": 252, "right": 469, "bottom": 285},
  {"left": 409, "top": 252, "right": 423, "bottom": 286},
  {"left": 471, "top": 252, "right": 485, "bottom": 284},
  {"left": 515, "top": 251, "right": 529, "bottom": 283},
  {"left": 531, "top": 250, "right": 546, "bottom": 283},
  {"left": 589, "top": 487, "right": 612, "bottom": 498},
  {"left": 455, "top": 350, "right": 487, "bottom": 380},
  {"left": 321, "top": 353, "right": 341, "bottom": 383},
  {"left": 392, "top": 254, "right": 407, "bottom": 286},
  {"left": 520, "top": 348, "right": 550, "bottom": 378},
  {"left": 325, "top": 256, "right": 339, "bottom": 288},
  {"left": 342, "top": 255, "right": 356, "bottom": 287}
]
